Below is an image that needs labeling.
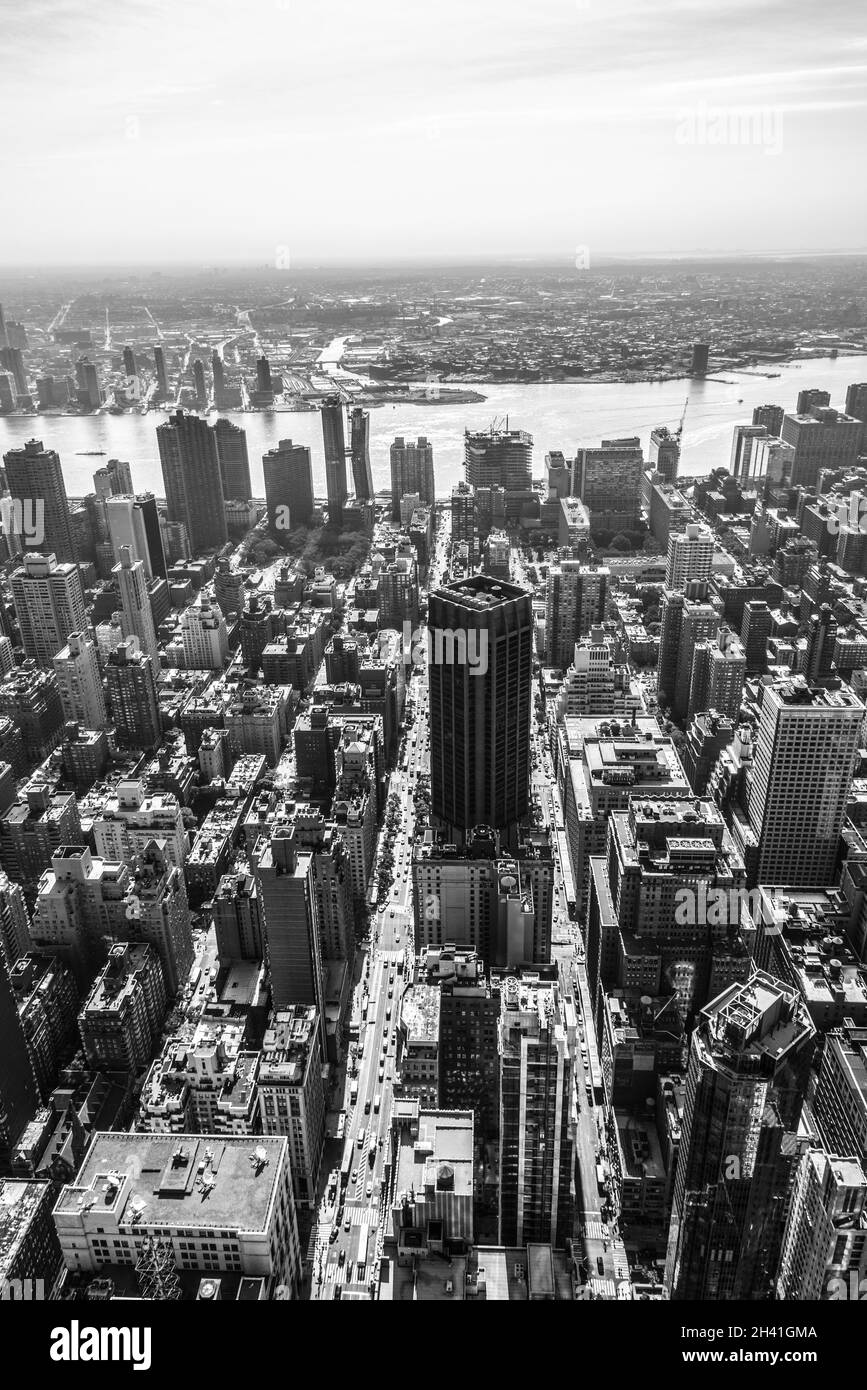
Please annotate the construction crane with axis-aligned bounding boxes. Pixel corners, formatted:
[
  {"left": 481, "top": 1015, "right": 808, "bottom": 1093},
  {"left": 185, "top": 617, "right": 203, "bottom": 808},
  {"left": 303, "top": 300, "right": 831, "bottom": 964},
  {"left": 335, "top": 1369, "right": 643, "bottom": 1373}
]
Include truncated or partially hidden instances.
[{"left": 675, "top": 395, "right": 689, "bottom": 443}]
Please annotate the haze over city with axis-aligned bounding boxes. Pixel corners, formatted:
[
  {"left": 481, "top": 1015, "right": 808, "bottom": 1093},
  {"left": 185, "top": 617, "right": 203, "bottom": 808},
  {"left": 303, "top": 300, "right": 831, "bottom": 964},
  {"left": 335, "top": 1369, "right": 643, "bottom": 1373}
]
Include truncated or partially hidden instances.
[{"left": 2, "top": 0, "right": 867, "bottom": 265}]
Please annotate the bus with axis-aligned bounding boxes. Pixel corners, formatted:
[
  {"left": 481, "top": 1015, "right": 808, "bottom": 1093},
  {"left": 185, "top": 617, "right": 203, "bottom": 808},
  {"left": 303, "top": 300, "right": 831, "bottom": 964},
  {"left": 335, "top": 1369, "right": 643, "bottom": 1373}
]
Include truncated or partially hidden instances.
[
  {"left": 349, "top": 1081, "right": 358, "bottom": 1106},
  {"left": 356, "top": 1224, "right": 369, "bottom": 1281},
  {"left": 340, "top": 1149, "right": 352, "bottom": 1190}
]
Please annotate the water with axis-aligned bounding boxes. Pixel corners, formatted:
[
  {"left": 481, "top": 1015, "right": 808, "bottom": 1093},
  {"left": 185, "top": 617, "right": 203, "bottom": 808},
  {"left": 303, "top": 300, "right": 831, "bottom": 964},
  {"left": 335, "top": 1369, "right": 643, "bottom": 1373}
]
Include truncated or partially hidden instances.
[{"left": 1, "top": 354, "right": 864, "bottom": 501}]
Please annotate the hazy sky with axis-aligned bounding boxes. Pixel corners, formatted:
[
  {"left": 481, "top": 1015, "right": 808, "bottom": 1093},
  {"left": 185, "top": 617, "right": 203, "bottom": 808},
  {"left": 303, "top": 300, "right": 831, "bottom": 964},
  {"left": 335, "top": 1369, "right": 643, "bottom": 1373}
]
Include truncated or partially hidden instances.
[{"left": 2, "top": 0, "right": 866, "bottom": 264}]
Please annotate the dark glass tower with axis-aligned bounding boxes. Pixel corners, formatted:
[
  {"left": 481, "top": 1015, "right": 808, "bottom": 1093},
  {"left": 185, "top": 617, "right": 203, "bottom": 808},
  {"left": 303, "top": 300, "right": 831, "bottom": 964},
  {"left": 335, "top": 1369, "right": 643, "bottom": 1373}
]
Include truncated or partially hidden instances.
[
  {"left": 321, "top": 397, "right": 347, "bottom": 526},
  {"left": 156, "top": 409, "right": 227, "bottom": 556},
  {"left": 349, "top": 407, "right": 374, "bottom": 501},
  {"left": 428, "top": 575, "right": 532, "bottom": 842}
]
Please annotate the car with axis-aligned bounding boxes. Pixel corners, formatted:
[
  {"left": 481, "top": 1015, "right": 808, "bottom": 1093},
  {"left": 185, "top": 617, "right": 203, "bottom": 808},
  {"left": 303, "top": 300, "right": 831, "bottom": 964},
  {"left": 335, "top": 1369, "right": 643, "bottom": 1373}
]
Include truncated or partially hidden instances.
[
  {"left": 366, "top": 1181, "right": 373, "bottom": 1198},
  {"left": 344, "top": 1220, "right": 351, "bottom": 1233},
  {"left": 597, "top": 1256, "right": 605, "bottom": 1276},
  {"left": 351, "top": 1168, "right": 358, "bottom": 1182},
  {"left": 329, "top": 1226, "right": 339, "bottom": 1243},
  {"left": 339, "top": 1248, "right": 346, "bottom": 1265}
]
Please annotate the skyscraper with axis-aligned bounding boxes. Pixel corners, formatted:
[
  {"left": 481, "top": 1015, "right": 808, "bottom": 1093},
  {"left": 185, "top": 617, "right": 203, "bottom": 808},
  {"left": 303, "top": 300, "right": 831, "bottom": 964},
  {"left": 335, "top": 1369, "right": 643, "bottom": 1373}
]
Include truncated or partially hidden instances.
[
  {"left": 74, "top": 357, "right": 101, "bottom": 410},
  {"left": 0, "top": 950, "right": 38, "bottom": 1168},
  {"left": 105, "top": 494, "right": 165, "bottom": 580},
  {"left": 665, "top": 972, "right": 815, "bottom": 1300},
  {"left": 498, "top": 974, "right": 574, "bottom": 1248},
  {"left": 156, "top": 410, "right": 227, "bottom": 556},
  {"left": 465, "top": 426, "right": 532, "bottom": 492},
  {"left": 745, "top": 677, "right": 863, "bottom": 886},
  {"left": 544, "top": 560, "right": 609, "bottom": 669},
  {"left": 321, "top": 397, "right": 347, "bottom": 525},
  {"left": 349, "top": 406, "right": 374, "bottom": 501},
  {"left": 93, "top": 457, "right": 133, "bottom": 498},
  {"left": 114, "top": 545, "right": 160, "bottom": 662},
  {"left": 845, "top": 382, "right": 867, "bottom": 451},
  {"left": 153, "top": 345, "right": 168, "bottom": 400},
  {"left": 666, "top": 522, "right": 715, "bottom": 590},
  {"left": 691, "top": 342, "right": 709, "bottom": 375},
  {"left": 106, "top": 638, "right": 162, "bottom": 748},
  {"left": 3, "top": 438, "right": 76, "bottom": 564},
  {"left": 780, "top": 407, "right": 861, "bottom": 488},
  {"left": 752, "top": 403, "right": 784, "bottom": 436},
  {"left": 52, "top": 632, "right": 107, "bottom": 728},
  {"left": 0, "top": 347, "right": 27, "bottom": 398},
  {"left": 571, "top": 438, "right": 644, "bottom": 531},
  {"left": 253, "top": 826, "right": 326, "bottom": 1036},
  {"left": 390, "top": 436, "right": 435, "bottom": 520},
  {"left": 649, "top": 425, "right": 681, "bottom": 484},
  {"left": 212, "top": 418, "right": 252, "bottom": 500},
  {"left": 796, "top": 387, "right": 831, "bottom": 415},
  {"left": 263, "top": 439, "right": 314, "bottom": 531},
  {"left": 429, "top": 575, "right": 532, "bottom": 842},
  {"left": 730, "top": 424, "right": 768, "bottom": 482},
  {"left": 211, "top": 351, "right": 226, "bottom": 409},
  {"left": 11, "top": 552, "right": 87, "bottom": 667},
  {"left": 192, "top": 358, "right": 206, "bottom": 408}
]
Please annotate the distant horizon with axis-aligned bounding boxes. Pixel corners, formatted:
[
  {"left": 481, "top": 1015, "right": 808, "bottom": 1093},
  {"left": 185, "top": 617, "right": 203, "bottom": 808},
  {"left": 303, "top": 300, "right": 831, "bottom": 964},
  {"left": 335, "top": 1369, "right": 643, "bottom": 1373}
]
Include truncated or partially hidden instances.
[{"left": 2, "top": 247, "right": 867, "bottom": 277}]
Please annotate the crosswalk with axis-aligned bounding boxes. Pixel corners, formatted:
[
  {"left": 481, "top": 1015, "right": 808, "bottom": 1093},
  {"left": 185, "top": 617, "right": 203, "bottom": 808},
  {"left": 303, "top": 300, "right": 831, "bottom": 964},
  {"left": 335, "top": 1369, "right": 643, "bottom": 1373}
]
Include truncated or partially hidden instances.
[
  {"left": 591, "top": 1276, "right": 618, "bottom": 1300},
  {"left": 584, "top": 1219, "right": 606, "bottom": 1241}
]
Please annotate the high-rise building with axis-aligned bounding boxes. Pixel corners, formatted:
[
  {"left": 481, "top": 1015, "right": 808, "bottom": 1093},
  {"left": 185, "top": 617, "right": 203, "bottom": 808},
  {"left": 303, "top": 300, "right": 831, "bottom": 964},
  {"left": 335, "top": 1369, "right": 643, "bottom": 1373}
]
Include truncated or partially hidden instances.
[
  {"left": 74, "top": 357, "right": 100, "bottom": 410},
  {"left": 192, "top": 358, "right": 206, "bottom": 408},
  {"left": 665, "top": 972, "right": 815, "bottom": 1300},
  {"left": 179, "top": 599, "right": 228, "bottom": 670},
  {"left": 777, "top": 1147, "right": 867, "bottom": 1300},
  {"left": 156, "top": 410, "right": 227, "bottom": 556},
  {"left": 11, "top": 552, "right": 86, "bottom": 667},
  {"left": 349, "top": 407, "right": 373, "bottom": 501},
  {"left": 740, "top": 599, "right": 772, "bottom": 674},
  {"left": 263, "top": 439, "right": 314, "bottom": 531},
  {"left": 0, "top": 347, "right": 28, "bottom": 398},
  {"left": 498, "top": 973, "right": 574, "bottom": 1248},
  {"left": 0, "top": 372, "right": 16, "bottom": 413},
  {"left": 544, "top": 561, "right": 609, "bottom": 669},
  {"left": 649, "top": 426, "right": 681, "bottom": 484},
  {"left": 571, "top": 438, "right": 644, "bottom": 531},
  {"left": 114, "top": 546, "right": 159, "bottom": 663},
  {"left": 3, "top": 438, "right": 76, "bottom": 564},
  {"left": 730, "top": 425, "right": 768, "bottom": 482},
  {"left": 745, "top": 678, "right": 863, "bottom": 886},
  {"left": 258, "top": 1005, "right": 326, "bottom": 1208},
  {"left": 212, "top": 418, "right": 252, "bottom": 501},
  {"left": 256, "top": 355, "right": 273, "bottom": 396},
  {"left": 752, "top": 403, "right": 784, "bottom": 436},
  {"left": 0, "top": 951, "right": 38, "bottom": 1168},
  {"left": 105, "top": 494, "right": 164, "bottom": 579},
  {"left": 796, "top": 387, "right": 831, "bottom": 415},
  {"left": 105, "top": 639, "right": 161, "bottom": 748},
  {"left": 780, "top": 407, "right": 861, "bottom": 489},
  {"left": 429, "top": 576, "right": 532, "bottom": 842},
  {"left": 93, "top": 457, "right": 133, "bottom": 498},
  {"left": 321, "top": 397, "right": 347, "bottom": 526},
  {"left": 78, "top": 942, "right": 166, "bottom": 1071},
  {"left": 150, "top": 347, "right": 167, "bottom": 406},
  {"left": 450, "top": 482, "right": 476, "bottom": 562},
  {"left": 253, "top": 827, "right": 326, "bottom": 1051},
  {"left": 391, "top": 437, "right": 435, "bottom": 519},
  {"left": 52, "top": 632, "right": 106, "bottom": 728},
  {"left": 690, "top": 343, "right": 709, "bottom": 375},
  {"left": 664, "top": 521, "right": 714, "bottom": 591},
  {"left": 688, "top": 630, "right": 746, "bottom": 722},
  {"left": 844, "top": 382, "right": 867, "bottom": 450},
  {"left": 465, "top": 427, "right": 532, "bottom": 492}
]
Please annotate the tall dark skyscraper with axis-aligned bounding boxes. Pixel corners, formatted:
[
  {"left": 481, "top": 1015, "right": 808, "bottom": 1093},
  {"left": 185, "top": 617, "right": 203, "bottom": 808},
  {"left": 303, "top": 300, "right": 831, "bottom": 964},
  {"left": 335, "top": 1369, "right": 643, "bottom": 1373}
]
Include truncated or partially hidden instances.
[
  {"left": 349, "top": 407, "right": 374, "bottom": 501},
  {"left": 156, "top": 410, "right": 228, "bottom": 556},
  {"left": 321, "top": 396, "right": 347, "bottom": 525},
  {"left": 153, "top": 344, "right": 168, "bottom": 399},
  {"left": 665, "top": 972, "right": 815, "bottom": 1300},
  {"left": 649, "top": 425, "right": 680, "bottom": 484},
  {"left": 263, "top": 439, "right": 314, "bottom": 531},
  {"left": 256, "top": 356, "right": 273, "bottom": 395},
  {"left": 192, "top": 358, "right": 206, "bottom": 408},
  {"left": 212, "top": 418, "right": 252, "bottom": 500},
  {"left": 428, "top": 575, "right": 532, "bottom": 842},
  {"left": 390, "top": 436, "right": 435, "bottom": 520},
  {"left": 0, "top": 346, "right": 27, "bottom": 398},
  {"left": 752, "top": 403, "right": 784, "bottom": 435},
  {"left": 691, "top": 342, "right": 710, "bottom": 375},
  {"left": 212, "top": 351, "right": 227, "bottom": 408},
  {"left": 3, "top": 437, "right": 76, "bottom": 563}
]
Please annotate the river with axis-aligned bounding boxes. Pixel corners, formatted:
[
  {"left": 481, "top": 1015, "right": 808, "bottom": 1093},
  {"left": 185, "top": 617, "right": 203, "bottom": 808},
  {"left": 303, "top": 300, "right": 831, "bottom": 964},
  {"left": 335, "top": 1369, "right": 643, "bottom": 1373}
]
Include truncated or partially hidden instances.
[{"left": 1, "top": 354, "right": 865, "bottom": 501}]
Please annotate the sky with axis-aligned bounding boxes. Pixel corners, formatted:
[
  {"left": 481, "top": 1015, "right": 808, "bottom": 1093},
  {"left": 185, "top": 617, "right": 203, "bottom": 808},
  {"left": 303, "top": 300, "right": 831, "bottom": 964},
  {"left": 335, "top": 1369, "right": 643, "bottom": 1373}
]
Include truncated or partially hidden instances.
[{"left": 1, "top": 0, "right": 866, "bottom": 264}]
